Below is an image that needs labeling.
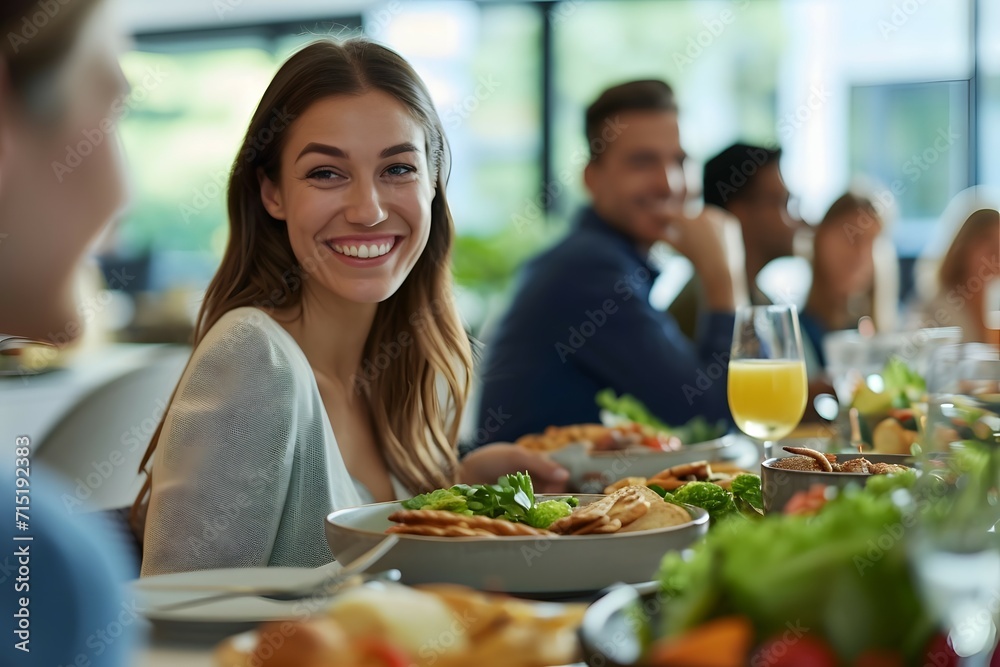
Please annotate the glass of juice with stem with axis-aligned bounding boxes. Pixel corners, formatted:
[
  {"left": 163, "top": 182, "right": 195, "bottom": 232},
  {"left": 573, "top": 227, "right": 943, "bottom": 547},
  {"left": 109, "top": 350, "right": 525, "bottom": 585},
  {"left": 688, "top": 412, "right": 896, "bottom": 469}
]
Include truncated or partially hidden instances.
[{"left": 727, "top": 305, "right": 808, "bottom": 460}]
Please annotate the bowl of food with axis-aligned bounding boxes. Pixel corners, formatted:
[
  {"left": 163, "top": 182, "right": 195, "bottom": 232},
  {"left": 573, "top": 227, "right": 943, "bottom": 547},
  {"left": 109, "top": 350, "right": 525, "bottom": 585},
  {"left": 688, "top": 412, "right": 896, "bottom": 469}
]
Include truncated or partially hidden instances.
[
  {"left": 761, "top": 446, "right": 914, "bottom": 513},
  {"left": 516, "top": 390, "right": 736, "bottom": 493},
  {"left": 325, "top": 474, "right": 709, "bottom": 596}
]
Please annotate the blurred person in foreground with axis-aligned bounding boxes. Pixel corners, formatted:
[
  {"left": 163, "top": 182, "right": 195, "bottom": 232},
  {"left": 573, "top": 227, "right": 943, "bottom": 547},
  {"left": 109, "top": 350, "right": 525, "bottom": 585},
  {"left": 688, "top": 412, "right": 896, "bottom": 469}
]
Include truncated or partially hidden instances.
[
  {"left": 475, "top": 80, "right": 741, "bottom": 443},
  {"left": 800, "top": 191, "right": 900, "bottom": 377},
  {"left": 913, "top": 186, "right": 1000, "bottom": 346},
  {"left": 670, "top": 143, "right": 804, "bottom": 339},
  {"left": 0, "top": 0, "right": 136, "bottom": 665},
  {"left": 134, "top": 39, "right": 566, "bottom": 577}
]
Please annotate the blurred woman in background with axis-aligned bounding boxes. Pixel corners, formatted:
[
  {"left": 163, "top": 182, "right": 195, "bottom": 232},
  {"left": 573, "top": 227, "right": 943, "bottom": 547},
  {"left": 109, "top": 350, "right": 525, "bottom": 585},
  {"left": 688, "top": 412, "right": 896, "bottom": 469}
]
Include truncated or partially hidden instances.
[
  {"left": 800, "top": 191, "right": 899, "bottom": 375},
  {"left": 914, "top": 188, "right": 1000, "bottom": 345},
  {"left": 0, "top": 0, "right": 134, "bottom": 664}
]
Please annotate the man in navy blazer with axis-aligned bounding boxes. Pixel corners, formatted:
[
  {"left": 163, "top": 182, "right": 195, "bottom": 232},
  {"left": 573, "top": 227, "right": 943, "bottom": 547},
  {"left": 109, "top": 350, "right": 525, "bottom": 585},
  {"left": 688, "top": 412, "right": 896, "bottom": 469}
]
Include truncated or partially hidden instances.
[{"left": 476, "top": 80, "right": 740, "bottom": 444}]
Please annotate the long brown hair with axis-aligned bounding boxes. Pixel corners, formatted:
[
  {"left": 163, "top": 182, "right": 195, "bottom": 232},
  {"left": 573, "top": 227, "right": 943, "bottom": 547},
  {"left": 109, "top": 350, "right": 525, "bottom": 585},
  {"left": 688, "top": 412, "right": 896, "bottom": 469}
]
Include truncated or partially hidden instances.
[
  {"left": 806, "top": 191, "right": 896, "bottom": 331},
  {"left": 132, "top": 39, "right": 472, "bottom": 527},
  {"left": 938, "top": 208, "right": 1000, "bottom": 291}
]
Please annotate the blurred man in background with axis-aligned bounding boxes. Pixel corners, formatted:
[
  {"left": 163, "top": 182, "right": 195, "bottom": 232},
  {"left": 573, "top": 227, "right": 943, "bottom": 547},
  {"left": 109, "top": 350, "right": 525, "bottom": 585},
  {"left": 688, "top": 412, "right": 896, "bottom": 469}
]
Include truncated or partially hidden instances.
[
  {"left": 475, "top": 80, "right": 741, "bottom": 444},
  {"left": 671, "top": 143, "right": 803, "bottom": 339}
]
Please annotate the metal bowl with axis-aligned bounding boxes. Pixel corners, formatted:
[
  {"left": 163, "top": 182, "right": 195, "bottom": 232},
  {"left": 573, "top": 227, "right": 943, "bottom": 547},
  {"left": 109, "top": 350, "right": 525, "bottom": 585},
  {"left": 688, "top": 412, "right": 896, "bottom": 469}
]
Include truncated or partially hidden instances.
[{"left": 761, "top": 453, "right": 914, "bottom": 513}]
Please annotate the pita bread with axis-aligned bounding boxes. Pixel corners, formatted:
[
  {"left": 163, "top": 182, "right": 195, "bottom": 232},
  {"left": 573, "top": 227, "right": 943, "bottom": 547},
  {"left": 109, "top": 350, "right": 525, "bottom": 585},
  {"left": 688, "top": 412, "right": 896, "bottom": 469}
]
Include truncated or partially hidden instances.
[{"left": 616, "top": 498, "right": 692, "bottom": 533}]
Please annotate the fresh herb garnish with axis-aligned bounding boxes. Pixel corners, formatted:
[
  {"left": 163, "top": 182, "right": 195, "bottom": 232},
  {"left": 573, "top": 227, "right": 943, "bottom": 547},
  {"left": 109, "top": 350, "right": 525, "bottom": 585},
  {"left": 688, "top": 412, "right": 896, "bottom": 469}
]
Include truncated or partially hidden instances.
[{"left": 402, "top": 472, "right": 578, "bottom": 530}]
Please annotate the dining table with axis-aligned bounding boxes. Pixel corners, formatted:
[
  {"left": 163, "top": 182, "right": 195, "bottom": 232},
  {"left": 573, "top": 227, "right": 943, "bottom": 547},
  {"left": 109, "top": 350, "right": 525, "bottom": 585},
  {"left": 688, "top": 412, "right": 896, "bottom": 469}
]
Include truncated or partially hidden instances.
[{"left": 127, "top": 434, "right": 765, "bottom": 667}]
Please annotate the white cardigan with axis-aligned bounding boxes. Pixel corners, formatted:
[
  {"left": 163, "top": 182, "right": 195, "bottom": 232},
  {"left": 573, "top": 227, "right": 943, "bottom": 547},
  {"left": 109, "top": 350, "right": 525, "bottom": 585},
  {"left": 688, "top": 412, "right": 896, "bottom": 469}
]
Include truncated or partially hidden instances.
[{"left": 141, "top": 307, "right": 409, "bottom": 576}]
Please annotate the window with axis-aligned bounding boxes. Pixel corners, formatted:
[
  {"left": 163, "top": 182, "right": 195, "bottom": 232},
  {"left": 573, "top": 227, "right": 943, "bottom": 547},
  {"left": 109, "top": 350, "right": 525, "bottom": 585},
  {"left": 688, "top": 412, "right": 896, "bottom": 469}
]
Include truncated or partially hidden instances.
[
  {"left": 372, "top": 2, "right": 544, "bottom": 328},
  {"left": 550, "top": 0, "right": 973, "bottom": 256},
  {"left": 106, "top": 0, "right": 987, "bottom": 340},
  {"left": 551, "top": 0, "right": 786, "bottom": 218},
  {"left": 849, "top": 81, "right": 970, "bottom": 256}
]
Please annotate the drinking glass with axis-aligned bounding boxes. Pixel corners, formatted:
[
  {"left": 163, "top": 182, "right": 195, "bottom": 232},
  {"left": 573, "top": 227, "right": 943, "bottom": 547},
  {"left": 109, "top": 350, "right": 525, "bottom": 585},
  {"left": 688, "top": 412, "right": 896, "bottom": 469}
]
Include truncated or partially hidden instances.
[
  {"left": 911, "top": 343, "right": 1000, "bottom": 665},
  {"left": 727, "top": 305, "right": 808, "bottom": 460}
]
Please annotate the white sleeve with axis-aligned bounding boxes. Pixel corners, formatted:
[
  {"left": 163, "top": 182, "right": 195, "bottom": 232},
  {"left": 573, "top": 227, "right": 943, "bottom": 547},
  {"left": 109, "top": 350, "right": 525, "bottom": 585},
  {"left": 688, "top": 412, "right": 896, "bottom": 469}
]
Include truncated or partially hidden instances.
[{"left": 140, "top": 313, "right": 297, "bottom": 576}]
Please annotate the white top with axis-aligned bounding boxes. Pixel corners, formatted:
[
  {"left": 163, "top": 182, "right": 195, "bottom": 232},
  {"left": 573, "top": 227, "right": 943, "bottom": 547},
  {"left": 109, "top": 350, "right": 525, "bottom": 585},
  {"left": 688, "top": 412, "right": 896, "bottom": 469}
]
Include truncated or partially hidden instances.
[{"left": 141, "top": 307, "right": 410, "bottom": 576}]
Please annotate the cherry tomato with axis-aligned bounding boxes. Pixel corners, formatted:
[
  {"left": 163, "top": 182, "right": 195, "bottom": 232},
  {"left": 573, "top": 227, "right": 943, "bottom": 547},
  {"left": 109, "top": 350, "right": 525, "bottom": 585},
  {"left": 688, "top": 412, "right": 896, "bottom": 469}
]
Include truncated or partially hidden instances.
[
  {"left": 354, "top": 637, "right": 413, "bottom": 667},
  {"left": 641, "top": 435, "right": 680, "bottom": 451},
  {"left": 751, "top": 635, "right": 838, "bottom": 667},
  {"left": 887, "top": 408, "right": 915, "bottom": 422},
  {"left": 784, "top": 485, "right": 830, "bottom": 516}
]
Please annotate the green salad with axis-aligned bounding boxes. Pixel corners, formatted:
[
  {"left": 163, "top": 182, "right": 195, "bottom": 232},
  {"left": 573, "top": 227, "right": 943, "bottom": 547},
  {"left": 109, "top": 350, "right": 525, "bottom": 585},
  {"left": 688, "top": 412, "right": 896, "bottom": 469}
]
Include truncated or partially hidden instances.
[
  {"left": 649, "top": 474, "right": 763, "bottom": 524},
  {"left": 401, "top": 472, "right": 579, "bottom": 530},
  {"left": 655, "top": 470, "right": 936, "bottom": 663}
]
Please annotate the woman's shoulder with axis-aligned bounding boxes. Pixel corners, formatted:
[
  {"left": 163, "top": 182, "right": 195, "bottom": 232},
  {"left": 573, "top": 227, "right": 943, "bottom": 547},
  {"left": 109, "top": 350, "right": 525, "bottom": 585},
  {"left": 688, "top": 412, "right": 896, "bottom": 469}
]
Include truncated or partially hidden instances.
[
  {"left": 190, "top": 307, "right": 307, "bottom": 382},
  {"left": 201, "top": 307, "right": 298, "bottom": 350},
  {"left": 207, "top": 306, "right": 284, "bottom": 336}
]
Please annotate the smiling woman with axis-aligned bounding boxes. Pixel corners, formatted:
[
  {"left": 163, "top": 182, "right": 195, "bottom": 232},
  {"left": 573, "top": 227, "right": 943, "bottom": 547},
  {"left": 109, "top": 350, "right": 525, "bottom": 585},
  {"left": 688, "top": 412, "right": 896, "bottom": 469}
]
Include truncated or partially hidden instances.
[
  {"left": 132, "top": 38, "right": 566, "bottom": 576},
  {"left": 259, "top": 92, "right": 434, "bottom": 309}
]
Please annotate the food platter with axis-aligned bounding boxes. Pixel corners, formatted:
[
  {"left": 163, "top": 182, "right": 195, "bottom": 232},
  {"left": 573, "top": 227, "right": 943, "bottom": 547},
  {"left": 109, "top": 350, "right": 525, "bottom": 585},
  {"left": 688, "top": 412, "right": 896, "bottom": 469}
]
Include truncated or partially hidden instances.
[
  {"left": 545, "top": 434, "right": 744, "bottom": 493},
  {"left": 325, "top": 494, "right": 709, "bottom": 596}
]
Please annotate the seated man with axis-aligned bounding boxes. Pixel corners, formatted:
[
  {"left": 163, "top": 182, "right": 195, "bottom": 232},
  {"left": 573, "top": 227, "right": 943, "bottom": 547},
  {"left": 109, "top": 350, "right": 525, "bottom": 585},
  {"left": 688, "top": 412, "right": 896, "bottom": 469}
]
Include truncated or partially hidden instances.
[
  {"left": 670, "top": 143, "right": 802, "bottom": 339},
  {"left": 475, "top": 80, "right": 739, "bottom": 444}
]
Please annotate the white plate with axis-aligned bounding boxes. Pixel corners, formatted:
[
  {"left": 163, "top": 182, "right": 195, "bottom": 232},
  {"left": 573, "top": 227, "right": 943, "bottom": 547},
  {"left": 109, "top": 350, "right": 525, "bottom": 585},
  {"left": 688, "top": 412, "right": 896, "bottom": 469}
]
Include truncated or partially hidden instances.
[
  {"left": 548, "top": 434, "right": 743, "bottom": 492},
  {"left": 132, "top": 565, "right": 343, "bottom": 641},
  {"left": 325, "top": 495, "right": 709, "bottom": 597}
]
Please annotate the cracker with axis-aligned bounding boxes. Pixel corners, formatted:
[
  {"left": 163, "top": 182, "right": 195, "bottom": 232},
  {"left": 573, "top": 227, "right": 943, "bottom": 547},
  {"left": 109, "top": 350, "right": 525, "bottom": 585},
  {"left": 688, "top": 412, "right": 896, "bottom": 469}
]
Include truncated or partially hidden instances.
[
  {"left": 573, "top": 517, "right": 622, "bottom": 535},
  {"left": 604, "top": 477, "right": 648, "bottom": 494},
  {"left": 387, "top": 509, "right": 553, "bottom": 537},
  {"left": 387, "top": 524, "right": 493, "bottom": 537},
  {"left": 606, "top": 490, "right": 650, "bottom": 527}
]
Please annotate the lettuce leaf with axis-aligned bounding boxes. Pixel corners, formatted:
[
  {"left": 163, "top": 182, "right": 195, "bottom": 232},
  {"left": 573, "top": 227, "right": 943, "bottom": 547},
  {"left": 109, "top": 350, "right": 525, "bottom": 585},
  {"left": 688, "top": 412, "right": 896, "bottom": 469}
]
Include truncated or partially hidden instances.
[
  {"left": 672, "top": 481, "right": 737, "bottom": 523},
  {"left": 402, "top": 473, "right": 578, "bottom": 528},
  {"left": 401, "top": 487, "right": 472, "bottom": 514},
  {"left": 730, "top": 474, "right": 763, "bottom": 512}
]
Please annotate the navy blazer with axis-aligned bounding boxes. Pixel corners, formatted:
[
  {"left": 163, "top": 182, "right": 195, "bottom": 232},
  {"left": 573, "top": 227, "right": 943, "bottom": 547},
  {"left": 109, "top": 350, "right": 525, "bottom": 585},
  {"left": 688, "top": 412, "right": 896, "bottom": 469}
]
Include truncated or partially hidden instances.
[{"left": 474, "top": 207, "right": 735, "bottom": 444}]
